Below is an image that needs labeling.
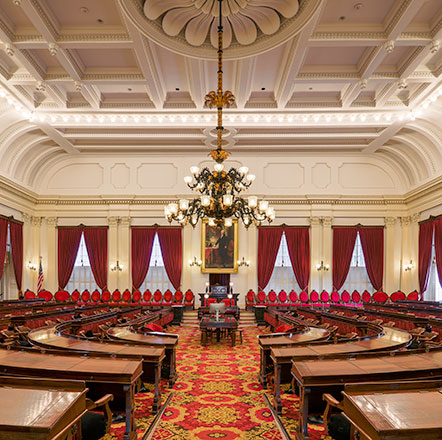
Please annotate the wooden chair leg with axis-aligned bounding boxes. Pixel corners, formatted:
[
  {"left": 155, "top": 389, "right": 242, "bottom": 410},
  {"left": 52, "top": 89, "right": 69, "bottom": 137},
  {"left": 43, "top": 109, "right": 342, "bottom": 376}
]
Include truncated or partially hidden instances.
[
  {"left": 86, "top": 394, "right": 114, "bottom": 433},
  {"left": 322, "top": 393, "right": 343, "bottom": 435}
]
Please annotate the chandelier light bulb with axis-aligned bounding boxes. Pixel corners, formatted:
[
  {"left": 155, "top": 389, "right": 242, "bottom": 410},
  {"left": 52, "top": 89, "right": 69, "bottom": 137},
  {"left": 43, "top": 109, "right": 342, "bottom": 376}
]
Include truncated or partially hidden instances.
[
  {"left": 248, "top": 196, "right": 258, "bottom": 208},
  {"left": 224, "top": 218, "right": 233, "bottom": 227},
  {"left": 208, "top": 218, "right": 216, "bottom": 227},
  {"left": 214, "top": 163, "right": 224, "bottom": 172},
  {"left": 179, "top": 199, "right": 189, "bottom": 211},
  {"left": 266, "top": 207, "right": 275, "bottom": 217},
  {"left": 239, "top": 166, "right": 249, "bottom": 175},
  {"left": 223, "top": 194, "right": 233, "bottom": 206},
  {"left": 258, "top": 200, "right": 269, "bottom": 212},
  {"left": 244, "top": 218, "right": 250, "bottom": 226},
  {"left": 164, "top": 206, "right": 171, "bottom": 217},
  {"left": 190, "top": 166, "right": 200, "bottom": 175},
  {"left": 184, "top": 175, "right": 192, "bottom": 184},
  {"left": 201, "top": 195, "right": 211, "bottom": 207},
  {"left": 246, "top": 174, "right": 256, "bottom": 182},
  {"left": 168, "top": 203, "right": 178, "bottom": 215}
]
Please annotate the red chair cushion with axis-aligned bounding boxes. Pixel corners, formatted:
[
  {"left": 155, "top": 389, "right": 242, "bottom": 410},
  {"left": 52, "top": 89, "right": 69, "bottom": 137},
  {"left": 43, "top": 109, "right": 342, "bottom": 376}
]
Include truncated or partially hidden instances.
[
  {"left": 372, "top": 291, "right": 388, "bottom": 303},
  {"left": 310, "top": 291, "right": 319, "bottom": 303},
  {"left": 362, "top": 290, "right": 371, "bottom": 303},
  {"left": 81, "top": 290, "right": 90, "bottom": 302},
  {"left": 24, "top": 290, "right": 36, "bottom": 299},
  {"left": 278, "top": 290, "right": 287, "bottom": 303},
  {"left": 185, "top": 290, "right": 194, "bottom": 302},
  {"left": 38, "top": 290, "right": 53, "bottom": 302},
  {"left": 174, "top": 291, "right": 183, "bottom": 303},
  {"left": 222, "top": 298, "right": 232, "bottom": 307},
  {"left": 91, "top": 290, "right": 101, "bottom": 302},
  {"left": 206, "top": 298, "right": 217, "bottom": 306},
  {"left": 275, "top": 324, "right": 294, "bottom": 333},
  {"left": 351, "top": 290, "right": 361, "bottom": 303},
  {"left": 153, "top": 290, "right": 162, "bottom": 303},
  {"left": 71, "top": 290, "right": 80, "bottom": 302},
  {"left": 55, "top": 290, "right": 69, "bottom": 301},
  {"left": 299, "top": 291, "right": 309, "bottom": 303},
  {"left": 390, "top": 291, "right": 406, "bottom": 302},
  {"left": 330, "top": 291, "right": 340, "bottom": 303},
  {"left": 112, "top": 290, "right": 121, "bottom": 302},
  {"left": 145, "top": 323, "right": 162, "bottom": 333},
  {"left": 122, "top": 289, "right": 131, "bottom": 302},
  {"left": 289, "top": 290, "right": 297, "bottom": 303},
  {"left": 268, "top": 290, "right": 277, "bottom": 303},
  {"left": 144, "top": 290, "right": 152, "bottom": 302},
  {"left": 132, "top": 290, "right": 141, "bottom": 302},
  {"left": 257, "top": 291, "right": 267, "bottom": 303},
  {"left": 101, "top": 290, "right": 111, "bottom": 302},
  {"left": 407, "top": 290, "right": 419, "bottom": 301},
  {"left": 341, "top": 290, "right": 351, "bottom": 303},
  {"left": 163, "top": 290, "right": 173, "bottom": 302},
  {"left": 320, "top": 290, "right": 329, "bottom": 303}
]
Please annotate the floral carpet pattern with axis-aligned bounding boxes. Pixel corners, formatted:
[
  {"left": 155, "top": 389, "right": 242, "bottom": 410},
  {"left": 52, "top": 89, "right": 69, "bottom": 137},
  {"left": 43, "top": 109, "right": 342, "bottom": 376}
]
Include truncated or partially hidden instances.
[{"left": 103, "top": 325, "right": 332, "bottom": 439}]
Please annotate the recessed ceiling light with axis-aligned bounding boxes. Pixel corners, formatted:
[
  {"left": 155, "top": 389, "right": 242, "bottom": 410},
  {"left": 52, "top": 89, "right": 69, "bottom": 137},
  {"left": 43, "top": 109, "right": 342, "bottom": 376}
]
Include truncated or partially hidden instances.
[
  {"left": 339, "top": 16, "right": 346, "bottom": 20},
  {"left": 176, "top": 87, "right": 180, "bottom": 91},
  {"left": 354, "top": 3, "right": 363, "bottom": 10},
  {"left": 261, "top": 87, "right": 266, "bottom": 91},
  {"left": 80, "top": 7, "right": 89, "bottom": 13},
  {"left": 97, "top": 19, "right": 103, "bottom": 23},
  {"left": 309, "top": 87, "right": 313, "bottom": 90},
  {"left": 128, "top": 88, "right": 132, "bottom": 91}
]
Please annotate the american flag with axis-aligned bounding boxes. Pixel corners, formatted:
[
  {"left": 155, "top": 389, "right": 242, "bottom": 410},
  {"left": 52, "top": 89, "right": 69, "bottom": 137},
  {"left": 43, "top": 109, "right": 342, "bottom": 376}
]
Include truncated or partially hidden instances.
[{"left": 37, "top": 260, "right": 44, "bottom": 293}]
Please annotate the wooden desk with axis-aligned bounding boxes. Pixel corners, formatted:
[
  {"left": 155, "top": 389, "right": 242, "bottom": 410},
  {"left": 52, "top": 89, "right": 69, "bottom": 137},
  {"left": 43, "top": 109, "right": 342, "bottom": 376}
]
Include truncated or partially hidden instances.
[
  {"left": 0, "top": 376, "right": 87, "bottom": 440},
  {"left": 27, "top": 326, "right": 165, "bottom": 413},
  {"left": 200, "top": 316, "right": 238, "bottom": 346},
  {"left": 271, "top": 327, "right": 410, "bottom": 414},
  {"left": 258, "top": 326, "right": 330, "bottom": 389},
  {"left": 291, "top": 349, "right": 442, "bottom": 439},
  {"left": 0, "top": 348, "right": 142, "bottom": 440},
  {"left": 198, "top": 305, "right": 240, "bottom": 320},
  {"left": 339, "top": 381, "right": 442, "bottom": 440},
  {"left": 198, "top": 292, "right": 240, "bottom": 306},
  {"left": 107, "top": 326, "right": 179, "bottom": 386}
]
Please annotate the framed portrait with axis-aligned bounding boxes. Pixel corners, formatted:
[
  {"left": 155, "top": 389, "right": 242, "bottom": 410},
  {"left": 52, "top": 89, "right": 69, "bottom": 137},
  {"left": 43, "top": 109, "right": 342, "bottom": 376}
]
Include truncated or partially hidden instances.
[{"left": 201, "top": 219, "right": 238, "bottom": 273}]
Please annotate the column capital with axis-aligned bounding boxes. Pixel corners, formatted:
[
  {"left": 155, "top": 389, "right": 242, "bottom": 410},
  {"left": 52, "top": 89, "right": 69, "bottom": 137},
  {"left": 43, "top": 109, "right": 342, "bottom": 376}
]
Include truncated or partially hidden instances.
[
  {"left": 31, "top": 216, "right": 42, "bottom": 227},
  {"left": 321, "top": 216, "right": 333, "bottom": 226},
  {"left": 108, "top": 216, "right": 119, "bottom": 226},
  {"left": 309, "top": 216, "right": 321, "bottom": 226},
  {"left": 21, "top": 212, "right": 31, "bottom": 224},
  {"left": 46, "top": 217, "right": 58, "bottom": 226},
  {"left": 120, "top": 216, "right": 131, "bottom": 226},
  {"left": 384, "top": 217, "right": 397, "bottom": 226},
  {"left": 412, "top": 213, "right": 421, "bottom": 224},
  {"left": 400, "top": 216, "right": 411, "bottom": 226}
]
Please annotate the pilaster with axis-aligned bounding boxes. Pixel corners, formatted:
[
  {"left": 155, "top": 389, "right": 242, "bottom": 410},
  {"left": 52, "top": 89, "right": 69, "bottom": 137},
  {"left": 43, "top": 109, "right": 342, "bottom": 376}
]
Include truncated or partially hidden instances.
[
  {"left": 384, "top": 217, "right": 399, "bottom": 293},
  {"left": 21, "top": 213, "right": 32, "bottom": 291},
  {"left": 119, "top": 217, "right": 131, "bottom": 290},
  {"left": 321, "top": 216, "right": 333, "bottom": 292},
  {"left": 309, "top": 217, "right": 322, "bottom": 292},
  {"left": 46, "top": 217, "right": 57, "bottom": 292},
  {"left": 108, "top": 217, "right": 119, "bottom": 292},
  {"left": 400, "top": 216, "right": 412, "bottom": 292},
  {"left": 30, "top": 216, "right": 42, "bottom": 292}
]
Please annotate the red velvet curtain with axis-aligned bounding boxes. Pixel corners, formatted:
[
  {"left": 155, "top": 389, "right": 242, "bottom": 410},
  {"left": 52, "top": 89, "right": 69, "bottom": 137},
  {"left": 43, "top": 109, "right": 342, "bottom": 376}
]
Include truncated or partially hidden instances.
[
  {"left": 58, "top": 228, "right": 83, "bottom": 289},
  {"left": 418, "top": 220, "right": 434, "bottom": 295},
  {"left": 257, "top": 228, "right": 284, "bottom": 290},
  {"left": 84, "top": 228, "right": 108, "bottom": 290},
  {"left": 285, "top": 228, "right": 310, "bottom": 291},
  {"left": 0, "top": 218, "right": 8, "bottom": 281},
  {"left": 359, "top": 227, "right": 384, "bottom": 291},
  {"left": 433, "top": 219, "right": 442, "bottom": 288},
  {"left": 9, "top": 221, "right": 23, "bottom": 293},
  {"left": 333, "top": 227, "right": 358, "bottom": 291},
  {"left": 157, "top": 228, "right": 182, "bottom": 290},
  {"left": 131, "top": 228, "right": 156, "bottom": 290}
]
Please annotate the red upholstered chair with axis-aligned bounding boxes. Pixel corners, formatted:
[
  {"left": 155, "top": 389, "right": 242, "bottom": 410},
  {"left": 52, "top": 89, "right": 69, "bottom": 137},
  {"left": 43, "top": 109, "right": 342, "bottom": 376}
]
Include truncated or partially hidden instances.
[
  {"left": 144, "top": 323, "right": 162, "bottom": 333},
  {"left": 71, "top": 290, "right": 80, "bottom": 302},
  {"left": 299, "top": 291, "right": 309, "bottom": 304},
  {"left": 205, "top": 298, "right": 217, "bottom": 307},
  {"left": 246, "top": 290, "right": 256, "bottom": 309},
  {"left": 151, "top": 289, "right": 163, "bottom": 306},
  {"left": 267, "top": 290, "right": 278, "bottom": 307},
  {"left": 55, "top": 290, "right": 70, "bottom": 302},
  {"left": 222, "top": 298, "right": 233, "bottom": 307},
  {"left": 101, "top": 290, "right": 111, "bottom": 303},
  {"left": 143, "top": 290, "right": 152, "bottom": 304},
  {"left": 38, "top": 290, "right": 53, "bottom": 302},
  {"left": 162, "top": 289, "right": 173, "bottom": 305},
  {"left": 320, "top": 290, "right": 329, "bottom": 304},
  {"left": 289, "top": 290, "right": 298, "bottom": 306},
  {"left": 390, "top": 290, "right": 406, "bottom": 302},
  {"left": 407, "top": 290, "right": 419, "bottom": 301},
  {"left": 132, "top": 290, "right": 141, "bottom": 303},
  {"left": 341, "top": 290, "right": 351, "bottom": 304},
  {"left": 173, "top": 290, "right": 183, "bottom": 305},
  {"left": 81, "top": 290, "right": 91, "bottom": 303},
  {"left": 278, "top": 290, "right": 288, "bottom": 305},
  {"left": 372, "top": 291, "right": 388, "bottom": 303},
  {"left": 91, "top": 289, "right": 101, "bottom": 303},
  {"left": 122, "top": 289, "right": 131, "bottom": 303},
  {"left": 310, "top": 290, "right": 319, "bottom": 304},
  {"left": 275, "top": 324, "right": 295, "bottom": 334},
  {"left": 330, "top": 291, "right": 340, "bottom": 303},
  {"left": 184, "top": 289, "right": 194, "bottom": 309},
  {"left": 362, "top": 290, "right": 371, "bottom": 303},
  {"left": 24, "top": 290, "right": 36, "bottom": 299},
  {"left": 112, "top": 289, "right": 121, "bottom": 303},
  {"left": 256, "top": 291, "right": 268, "bottom": 305},
  {"left": 351, "top": 290, "right": 361, "bottom": 304}
]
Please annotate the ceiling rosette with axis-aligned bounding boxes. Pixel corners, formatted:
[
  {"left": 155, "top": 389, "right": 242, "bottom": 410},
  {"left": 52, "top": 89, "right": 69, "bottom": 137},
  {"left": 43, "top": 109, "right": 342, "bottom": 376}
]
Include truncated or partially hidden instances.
[{"left": 118, "top": 0, "right": 323, "bottom": 60}]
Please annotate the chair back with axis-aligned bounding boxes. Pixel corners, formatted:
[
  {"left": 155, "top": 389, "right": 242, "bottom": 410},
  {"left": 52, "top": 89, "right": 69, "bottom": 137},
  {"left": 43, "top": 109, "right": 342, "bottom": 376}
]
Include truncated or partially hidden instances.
[
  {"left": 320, "top": 290, "right": 329, "bottom": 303},
  {"left": 163, "top": 289, "right": 173, "bottom": 303},
  {"left": 101, "top": 290, "right": 111, "bottom": 302},
  {"left": 184, "top": 290, "right": 194, "bottom": 302},
  {"left": 71, "top": 290, "right": 80, "bottom": 302},
  {"left": 351, "top": 290, "right": 361, "bottom": 303},
  {"left": 132, "top": 290, "right": 141, "bottom": 302},
  {"left": 55, "top": 290, "right": 69, "bottom": 301},
  {"left": 112, "top": 290, "right": 121, "bottom": 302},
  {"left": 310, "top": 290, "right": 319, "bottom": 303},
  {"left": 122, "top": 289, "right": 131, "bottom": 302},
  {"left": 24, "top": 290, "right": 36, "bottom": 299},
  {"left": 407, "top": 290, "right": 419, "bottom": 301},
  {"left": 299, "top": 291, "right": 309, "bottom": 303},
  {"left": 268, "top": 290, "right": 277, "bottom": 303},
  {"left": 153, "top": 289, "right": 162, "bottom": 302},
  {"left": 91, "top": 289, "right": 101, "bottom": 302},
  {"left": 81, "top": 290, "right": 90, "bottom": 302},
  {"left": 143, "top": 290, "right": 152, "bottom": 303},
  {"left": 362, "top": 290, "right": 371, "bottom": 303},
  {"left": 257, "top": 290, "right": 267, "bottom": 303},
  {"left": 174, "top": 290, "right": 183, "bottom": 303},
  {"left": 372, "top": 291, "right": 388, "bottom": 303},
  {"left": 38, "top": 290, "right": 53, "bottom": 302},
  {"left": 330, "top": 291, "right": 340, "bottom": 303},
  {"left": 278, "top": 290, "right": 287, "bottom": 304},
  {"left": 390, "top": 291, "right": 406, "bottom": 302},
  {"left": 289, "top": 290, "right": 297, "bottom": 303},
  {"left": 341, "top": 290, "right": 351, "bottom": 303}
]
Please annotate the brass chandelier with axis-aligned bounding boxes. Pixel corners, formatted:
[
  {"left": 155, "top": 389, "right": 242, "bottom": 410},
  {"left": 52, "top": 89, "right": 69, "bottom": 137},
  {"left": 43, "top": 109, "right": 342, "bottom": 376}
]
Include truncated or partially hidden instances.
[{"left": 164, "top": 0, "right": 275, "bottom": 229}]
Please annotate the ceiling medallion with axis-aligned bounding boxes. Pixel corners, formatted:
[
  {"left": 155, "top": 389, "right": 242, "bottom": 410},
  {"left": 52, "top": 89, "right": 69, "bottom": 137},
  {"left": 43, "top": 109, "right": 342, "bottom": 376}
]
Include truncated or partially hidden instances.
[
  {"left": 118, "top": 0, "right": 323, "bottom": 60},
  {"left": 164, "top": 0, "right": 275, "bottom": 229}
]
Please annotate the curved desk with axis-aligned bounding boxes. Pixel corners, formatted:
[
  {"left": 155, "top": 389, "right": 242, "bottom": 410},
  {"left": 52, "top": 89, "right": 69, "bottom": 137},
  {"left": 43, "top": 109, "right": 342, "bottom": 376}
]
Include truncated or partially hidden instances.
[
  {"left": 27, "top": 326, "right": 165, "bottom": 413},
  {"left": 270, "top": 326, "right": 411, "bottom": 414},
  {"left": 107, "top": 326, "right": 179, "bottom": 386}
]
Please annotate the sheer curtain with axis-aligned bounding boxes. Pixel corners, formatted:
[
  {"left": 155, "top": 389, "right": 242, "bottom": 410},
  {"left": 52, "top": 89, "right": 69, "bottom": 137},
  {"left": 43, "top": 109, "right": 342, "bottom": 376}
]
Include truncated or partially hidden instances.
[{"left": 426, "top": 234, "right": 442, "bottom": 301}]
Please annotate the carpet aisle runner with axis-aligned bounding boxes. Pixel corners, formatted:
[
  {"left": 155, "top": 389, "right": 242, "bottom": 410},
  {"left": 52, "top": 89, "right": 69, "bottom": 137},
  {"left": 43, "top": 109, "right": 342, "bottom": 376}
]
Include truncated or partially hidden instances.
[{"left": 103, "top": 326, "right": 332, "bottom": 439}]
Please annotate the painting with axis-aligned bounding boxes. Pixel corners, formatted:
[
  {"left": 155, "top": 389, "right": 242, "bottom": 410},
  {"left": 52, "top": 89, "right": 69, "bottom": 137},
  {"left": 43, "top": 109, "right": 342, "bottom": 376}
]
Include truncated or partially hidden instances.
[{"left": 201, "top": 219, "right": 238, "bottom": 273}]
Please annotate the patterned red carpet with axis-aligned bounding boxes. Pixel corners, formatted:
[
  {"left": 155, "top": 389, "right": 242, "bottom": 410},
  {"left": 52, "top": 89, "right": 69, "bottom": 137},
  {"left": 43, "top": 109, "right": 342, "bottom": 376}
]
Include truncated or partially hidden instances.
[{"left": 103, "top": 325, "right": 332, "bottom": 439}]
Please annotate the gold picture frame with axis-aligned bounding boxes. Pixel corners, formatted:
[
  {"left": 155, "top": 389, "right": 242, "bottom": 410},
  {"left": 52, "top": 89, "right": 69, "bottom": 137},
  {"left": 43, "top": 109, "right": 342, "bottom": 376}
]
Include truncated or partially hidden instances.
[{"left": 201, "top": 219, "right": 238, "bottom": 273}]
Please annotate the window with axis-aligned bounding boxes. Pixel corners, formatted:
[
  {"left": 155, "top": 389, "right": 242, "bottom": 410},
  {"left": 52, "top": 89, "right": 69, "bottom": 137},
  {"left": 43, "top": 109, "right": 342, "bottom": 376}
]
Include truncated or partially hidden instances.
[
  {"left": 341, "top": 232, "right": 372, "bottom": 293},
  {"left": 0, "top": 225, "right": 16, "bottom": 300},
  {"left": 266, "top": 232, "right": 300, "bottom": 293},
  {"left": 140, "top": 234, "right": 173, "bottom": 292},
  {"left": 426, "top": 235, "right": 442, "bottom": 301},
  {"left": 66, "top": 234, "right": 98, "bottom": 292}
]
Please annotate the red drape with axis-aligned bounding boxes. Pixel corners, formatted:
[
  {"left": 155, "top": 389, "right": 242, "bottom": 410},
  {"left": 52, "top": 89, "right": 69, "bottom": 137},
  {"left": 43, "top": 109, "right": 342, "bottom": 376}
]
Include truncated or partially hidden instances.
[
  {"left": 9, "top": 221, "right": 23, "bottom": 293},
  {"left": 131, "top": 228, "right": 156, "bottom": 290},
  {"left": 84, "top": 228, "right": 108, "bottom": 290},
  {"left": 433, "top": 219, "right": 442, "bottom": 289},
  {"left": 157, "top": 228, "right": 182, "bottom": 290},
  {"left": 285, "top": 228, "right": 310, "bottom": 291},
  {"left": 418, "top": 220, "right": 434, "bottom": 295},
  {"left": 0, "top": 218, "right": 8, "bottom": 281},
  {"left": 359, "top": 227, "right": 384, "bottom": 291},
  {"left": 257, "top": 228, "right": 283, "bottom": 290},
  {"left": 333, "top": 227, "right": 358, "bottom": 291},
  {"left": 58, "top": 228, "right": 83, "bottom": 289}
]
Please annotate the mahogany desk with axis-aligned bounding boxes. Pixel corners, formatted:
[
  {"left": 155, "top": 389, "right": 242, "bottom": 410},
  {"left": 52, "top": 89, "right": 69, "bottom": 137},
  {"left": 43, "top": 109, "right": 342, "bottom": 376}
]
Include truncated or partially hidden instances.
[
  {"left": 291, "top": 349, "right": 442, "bottom": 440},
  {"left": 0, "top": 348, "right": 142, "bottom": 440},
  {"left": 107, "top": 326, "right": 179, "bottom": 386},
  {"left": 27, "top": 326, "right": 165, "bottom": 414},
  {"left": 337, "top": 381, "right": 442, "bottom": 440},
  {"left": 0, "top": 376, "right": 87, "bottom": 440},
  {"left": 258, "top": 326, "right": 330, "bottom": 389},
  {"left": 271, "top": 327, "right": 411, "bottom": 414},
  {"left": 200, "top": 316, "right": 238, "bottom": 346}
]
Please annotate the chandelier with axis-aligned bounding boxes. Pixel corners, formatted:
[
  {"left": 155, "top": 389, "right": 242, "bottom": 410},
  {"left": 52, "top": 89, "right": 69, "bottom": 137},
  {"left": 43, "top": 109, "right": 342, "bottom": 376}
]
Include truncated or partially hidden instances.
[{"left": 164, "top": 0, "right": 275, "bottom": 229}]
